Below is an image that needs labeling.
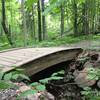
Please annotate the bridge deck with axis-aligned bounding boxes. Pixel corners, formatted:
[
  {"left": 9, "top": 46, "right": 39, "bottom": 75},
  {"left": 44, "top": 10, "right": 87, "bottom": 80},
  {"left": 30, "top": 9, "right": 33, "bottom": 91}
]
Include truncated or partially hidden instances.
[{"left": 0, "top": 47, "right": 82, "bottom": 76}]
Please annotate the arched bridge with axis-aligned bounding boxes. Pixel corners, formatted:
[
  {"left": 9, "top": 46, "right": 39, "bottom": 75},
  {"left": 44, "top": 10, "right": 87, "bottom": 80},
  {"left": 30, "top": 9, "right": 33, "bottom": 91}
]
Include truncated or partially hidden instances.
[{"left": 0, "top": 47, "right": 82, "bottom": 76}]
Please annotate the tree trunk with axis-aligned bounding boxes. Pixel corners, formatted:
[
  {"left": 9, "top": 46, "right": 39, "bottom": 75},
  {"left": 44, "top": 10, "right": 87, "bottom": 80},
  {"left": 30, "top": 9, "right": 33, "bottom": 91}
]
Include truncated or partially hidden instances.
[
  {"left": 73, "top": 0, "right": 78, "bottom": 35},
  {"left": 82, "top": 0, "right": 89, "bottom": 34},
  {"left": 37, "top": 0, "right": 42, "bottom": 41},
  {"left": 1, "top": 0, "right": 13, "bottom": 46},
  {"left": 97, "top": 1, "right": 100, "bottom": 32},
  {"left": 60, "top": 4, "right": 64, "bottom": 37},
  {"left": 91, "top": 0, "right": 95, "bottom": 34},
  {"left": 41, "top": 0, "right": 46, "bottom": 40},
  {"left": 32, "top": 6, "right": 36, "bottom": 39},
  {"left": 21, "top": 0, "right": 27, "bottom": 46}
]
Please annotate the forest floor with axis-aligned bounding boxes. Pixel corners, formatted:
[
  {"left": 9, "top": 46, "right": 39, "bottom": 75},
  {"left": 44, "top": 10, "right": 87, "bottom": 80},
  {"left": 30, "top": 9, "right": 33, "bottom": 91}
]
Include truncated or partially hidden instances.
[
  {"left": 33, "top": 35, "right": 100, "bottom": 50},
  {"left": 0, "top": 34, "right": 100, "bottom": 51},
  {"left": 62, "top": 40, "right": 100, "bottom": 50}
]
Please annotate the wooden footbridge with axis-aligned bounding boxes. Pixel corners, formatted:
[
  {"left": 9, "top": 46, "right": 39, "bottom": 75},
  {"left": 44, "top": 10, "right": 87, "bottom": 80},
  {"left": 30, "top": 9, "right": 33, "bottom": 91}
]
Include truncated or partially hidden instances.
[{"left": 0, "top": 47, "right": 82, "bottom": 76}]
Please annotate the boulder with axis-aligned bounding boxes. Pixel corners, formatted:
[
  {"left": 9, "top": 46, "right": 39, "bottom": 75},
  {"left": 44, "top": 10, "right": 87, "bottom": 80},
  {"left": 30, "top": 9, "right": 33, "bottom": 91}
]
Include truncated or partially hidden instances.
[
  {"left": 19, "top": 86, "right": 31, "bottom": 93},
  {"left": 74, "top": 68, "right": 96, "bottom": 87}
]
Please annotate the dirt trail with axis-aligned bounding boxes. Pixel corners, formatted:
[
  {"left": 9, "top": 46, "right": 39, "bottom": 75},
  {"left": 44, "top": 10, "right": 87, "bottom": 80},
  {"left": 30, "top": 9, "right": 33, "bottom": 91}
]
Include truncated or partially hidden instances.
[{"left": 61, "top": 40, "right": 100, "bottom": 50}]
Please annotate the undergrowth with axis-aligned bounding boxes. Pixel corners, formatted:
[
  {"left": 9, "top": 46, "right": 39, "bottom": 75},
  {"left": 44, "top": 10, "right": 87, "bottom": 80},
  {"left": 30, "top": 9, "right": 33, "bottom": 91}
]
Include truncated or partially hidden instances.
[
  {"left": 0, "top": 68, "right": 30, "bottom": 90},
  {"left": 0, "top": 34, "right": 100, "bottom": 51}
]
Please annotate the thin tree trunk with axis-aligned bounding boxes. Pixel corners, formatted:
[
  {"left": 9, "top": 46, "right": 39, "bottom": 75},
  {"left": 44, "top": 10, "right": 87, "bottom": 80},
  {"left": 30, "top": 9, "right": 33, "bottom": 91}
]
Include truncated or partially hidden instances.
[
  {"left": 82, "top": 0, "right": 89, "bottom": 34},
  {"left": 85, "top": 0, "right": 89, "bottom": 34},
  {"left": 73, "top": 0, "right": 78, "bottom": 35},
  {"left": 91, "top": 0, "right": 95, "bottom": 34},
  {"left": 97, "top": 0, "right": 100, "bottom": 32},
  {"left": 60, "top": 4, "right": 64, "bottom": 37},
  {"left": 21, "top": 0, "right": 27, "bottom": 46},
  {"left": 37, "top": 0, "right": 42, "bottom": 41},
  {"left": 1, "top": 0, "right": 13, "bottom": 46},
  {"left": 41, "top": 0, "right": 46, "bottom": 40},
  {"left": 32, "top": 7, "right": 36, "bottom": 39}
]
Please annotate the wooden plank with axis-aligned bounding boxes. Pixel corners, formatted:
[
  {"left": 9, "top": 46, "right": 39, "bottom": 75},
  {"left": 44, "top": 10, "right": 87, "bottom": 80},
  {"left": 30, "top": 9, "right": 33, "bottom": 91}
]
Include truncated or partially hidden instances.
[
  {"left": 0, "top": 47, "right": 82, "bottom": 76},
  {"left": 21, "top": 49, "right": 81, "bottom": 76},
  {"left": 0, "top": 47, "right": 25, "bottom": 53},
  {"left": 0, "top": 57, "right": 18, "bottom": 63},
  {"left": 0, "top": 60, "right": 12, "bottom": 66},
  {"left": 0, "top": 55, "right": 23, "bottom": 61}
]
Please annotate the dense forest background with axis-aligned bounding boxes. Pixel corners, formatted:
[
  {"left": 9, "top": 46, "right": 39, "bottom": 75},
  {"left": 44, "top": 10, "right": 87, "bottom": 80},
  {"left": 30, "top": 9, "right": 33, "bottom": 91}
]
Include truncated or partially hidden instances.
[{"left": 0, "top": 0, "right": 100, "bottom": 49}]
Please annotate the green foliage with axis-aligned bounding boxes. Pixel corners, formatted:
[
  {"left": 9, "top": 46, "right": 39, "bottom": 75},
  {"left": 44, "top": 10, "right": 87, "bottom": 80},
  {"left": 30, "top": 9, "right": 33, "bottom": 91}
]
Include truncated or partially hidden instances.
[
  {"left": 36, "top": 84, "right": 46, "bottom": 91},
  {"left": 30, "top": 82, "right": 39, "bottom": 86},
  {"left": 26, "top": 0, "right": 38, "bottom": 9},
  {"left": 39, "top": 70, "right": 64, "bottom": 84},
  {"left": 17, "top": 89, "right": 38, "bottom": 99},
  {"left": 87, "top": 68, "right": 100, "bottom": 80},
  {"left": 0, "top": 72, "right": 4, "bottom": 80},
  {"left": 39, "top": 78, "right": 51, "bottom": 84},
  {"left": 27, "top": 70, "right": 64, "bottom": 98},
  {"left": 4, "top": 73, "right": 12, "bottom": 81},
  {"left": 43, "top": 0, "right": 66, "bottom": 15},
  {"left": 51, "top": 70, "right": 64, "bottom": 76},
  {"left": 0, "top": 68, "right": 30, "bottom": 90},
  {"left": 3, "top": 69, "right": 30, "bottom": 81},
  {"left": 32, "top": 35, "right": 100, "bottom": 47},
  {"left": 20, "top": 70, "right": 64, "bottom": 99},
  {"left": 0, "top": 0, "right": 100, "bottom": 49},
  {"left": 81, "top": 87, "right": 100, "bottom": 100},
  {"left": 50, "top": 76, "right": 63, "bottom": 80},
  {"left": 30, "top": 82, "right": 46, "bottom": 91},
  {"left": 0, "top": 34, "right": 100, "bottom": 51},
  {"left": 0, "top": 81, "right": 16, "bottom": 89},
  {"left": 18, "top": 82, "right": 46, "bottom": 98}
]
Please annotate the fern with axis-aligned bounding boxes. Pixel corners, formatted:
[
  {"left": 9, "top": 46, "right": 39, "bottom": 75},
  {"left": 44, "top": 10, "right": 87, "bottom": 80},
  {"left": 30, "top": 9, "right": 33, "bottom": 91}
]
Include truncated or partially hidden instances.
[
  {"left": 36, "top": 85, "right": 46, "bottom": 91},
  {"left": 3, "top": 69, "right": 30, "bottom": 81},
  {"left": 0, "top": 68, "right": 30, "bottom": 90},
  {"left": 39, "top": 78, "right": 51, "bottom": 84},
  {"left": 51, "top": 70, "right": 64, "bottom": 76}
]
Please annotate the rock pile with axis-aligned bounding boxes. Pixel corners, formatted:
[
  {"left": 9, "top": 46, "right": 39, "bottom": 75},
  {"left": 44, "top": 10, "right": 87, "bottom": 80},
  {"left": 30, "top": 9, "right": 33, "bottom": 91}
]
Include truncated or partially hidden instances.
[
  {"left": 46, "top": 51, "right": 100, "bottom": 100},
  {"left": 0, "top": 88, "right": 17, "bottom": 100}
]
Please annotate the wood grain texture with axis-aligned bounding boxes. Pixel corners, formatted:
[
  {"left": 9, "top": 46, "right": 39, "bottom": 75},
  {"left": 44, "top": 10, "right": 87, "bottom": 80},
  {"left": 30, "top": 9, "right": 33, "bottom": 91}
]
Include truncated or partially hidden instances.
[{"left": 0, "top": 47, "right": 82, "bottom": 76}]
